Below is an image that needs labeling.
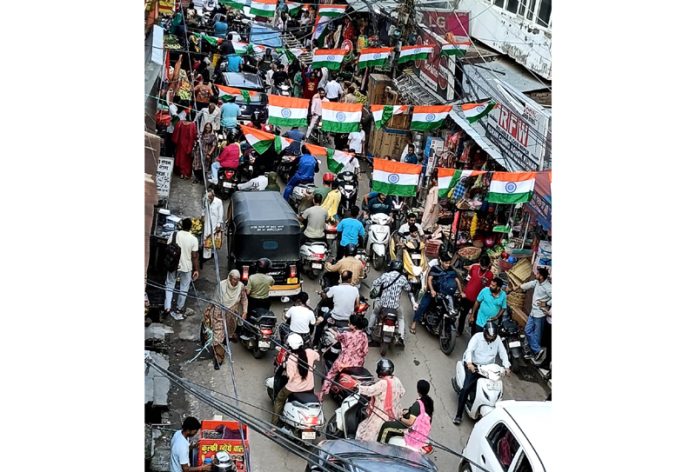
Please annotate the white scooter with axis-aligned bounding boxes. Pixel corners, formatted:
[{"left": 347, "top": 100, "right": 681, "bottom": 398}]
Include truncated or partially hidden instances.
[
  {"left": 451, "top": 363, "right": 505, "bottom": 420},
  {"left": 289, "top": 183, "right": 316, "bottom": 213},
  {"left": 326, "top": 391, "right": 433, "bottom": 454},
  {"left": 365, "top": 213, "right": 392, "bottom": 271},
  {"left": 299, "top": 240, "right": 328, "bottom": 279}
]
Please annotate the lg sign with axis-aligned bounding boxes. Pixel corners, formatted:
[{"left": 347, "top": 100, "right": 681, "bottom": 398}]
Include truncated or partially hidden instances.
[{"left": 420, "top": 10, "right": 470, "bottom": 38}]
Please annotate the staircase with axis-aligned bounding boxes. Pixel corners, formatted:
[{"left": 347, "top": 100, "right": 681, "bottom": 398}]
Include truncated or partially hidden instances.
[{"left": 281, "top": 31, "right": 312, "bottom": 67}]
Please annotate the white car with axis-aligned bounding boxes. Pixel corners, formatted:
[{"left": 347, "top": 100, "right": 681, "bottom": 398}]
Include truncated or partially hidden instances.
[{"left": 459, "top": 400, "right": 550, "bottom": 472}]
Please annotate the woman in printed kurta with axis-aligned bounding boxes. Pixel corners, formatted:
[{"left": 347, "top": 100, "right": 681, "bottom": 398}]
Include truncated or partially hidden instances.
[
  {"left": 318, "top": 315, "right": 369, "bottom": 401},
  {"left": 355, "top": 367, "right": 405, "bottom": 441}
]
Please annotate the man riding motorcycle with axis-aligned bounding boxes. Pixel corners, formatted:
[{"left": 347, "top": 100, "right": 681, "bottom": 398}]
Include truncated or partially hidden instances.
[
  {"left": 281, "top": 291, "right": 316, "bottom": 345},
  {"left": 397, "top": 212, "right": 424, "bottom": 237},
  {"left": 313, "top": 270, "right": 360, "bottom": 347},
  {"left": 410, "top": 253, "right": 464, "bottom": 335},
  {"left": 368, "top": 261, "right": 417, "bottom": 346},
  {"left": 362, "top": 192, "right": 397, "bottom": 217},
  {"left": 453, "top": 321, "right": 511, "bottom": 425},
  {"left": 324, "top": 243, "right": 363, "bottom": 286},
  {"left": 283, "top": 145, "right": 318, "bottom": 201}
]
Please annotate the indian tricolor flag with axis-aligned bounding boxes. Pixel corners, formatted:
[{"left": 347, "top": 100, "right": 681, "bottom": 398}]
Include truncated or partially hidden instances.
[
  {"left": 487, "top": 172, "right": 536, "bottom": 204},
  {"left": 461, "top": 100, "right": 497, "bottom": 124},
  {"left": 233, "top": 42, "right": 267, "bottom": 56},
  {"left": 285, "top": 1, "right": 302, "bottom": 16},
  {"left": 312, "top": 49, "right": 348, "bottom": 70},
  {"left": 220, "top": 0, "right": 245, "bottom": 9},
  {"left": 321, "top": 102, "right": 362, "bottom": 133},
  {"left": 267, "top": 95, "right": 309, "bottom": 127},
  {"left": 437, "top": 168, "right": 484, "bottom": 198},
  {"left": 371, "top": 105, "right": 407, "bottom": 129},
  {"left": 358, "top": 47, "right": 392, "bottom": 69},
  {"left": 303, "top": 143, "right": 354, "bottom": 172},
  {"left": 410, "top": 105, "right": 452, "bottom": 131},
  {"left": 441, "top": 42, "right": 472, "bottom": 57},
  {"left": 372, "top": 159, "right": 421, "bottom": 197},
  {"left": 215, "top": 84, "right": 259, "bottom": 104},
  {"left": 397, "top": 45, "right": 434, "bottom": 64},
  {"left": 240, "top": 125, "right": 292, "bottom": 155},
  {"left": 317, "top": 4, "right": 347, "bottom": 18},
  {"left": 250, "top": 0, "right": 277, "bottom": 17}
]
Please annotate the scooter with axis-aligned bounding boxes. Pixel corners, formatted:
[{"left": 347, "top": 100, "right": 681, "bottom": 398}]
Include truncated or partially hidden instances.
[
  {"left": 498, "top": 316, "right": 525, "bottom": 372},
  {"left": 326, "top": 391, "right": 433, "bottom": 454},
  {"left": 370, "top": 306, "right": 402, "bottom": 356},
  {"left": 355, "top": 248, "right": 370, "bottom": 280},
  {"left": 325, "top": 220, "right": 338, "bottom": 256},
  {"left": 389, "top": 236, "right": 427, "bottom": 299},
  {"left": 365, "top": 213, "right": 392, "bottom": 271},
  {"left": 215, "top": 167, "right": 238, "bottom": 200},
  {"left": 335, "top": 171, "right": 358, "bottom": 218},
  {"left": 420, "top": 294, "right": 458, "bottom": 355},
  {"left": 289, "top": 183, "right": 316, "bottom": 213},
  {"left": 265, "top": 350, "right": 324, "bottom": 442},
  {"left": 451, "top": 363, "right": 505, "bottom": 420},
  {"left": 238, "top": 308, "right": 277, "bottom": 359},
  {"left": 299, "top": 239, "right": 328, "bottom": 279}
]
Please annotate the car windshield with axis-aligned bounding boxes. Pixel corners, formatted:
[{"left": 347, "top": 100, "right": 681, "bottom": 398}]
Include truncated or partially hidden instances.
[{"left": 222, "top": 72, "right": 264, "bottom": 91}]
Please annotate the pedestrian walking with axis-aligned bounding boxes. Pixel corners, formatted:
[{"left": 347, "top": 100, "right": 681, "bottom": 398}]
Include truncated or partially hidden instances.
[{"left": 164, "top": 218, "right": 200, "bottom": 320}]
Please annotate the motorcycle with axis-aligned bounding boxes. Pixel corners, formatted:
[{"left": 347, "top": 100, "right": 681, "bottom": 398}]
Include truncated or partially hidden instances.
[
  {"left": 277, "top": 154, "right": 297, "bottom": 183},
  {"left": 289, "top": 182, "right": 316, "bottom": 213},
  {"left": 420, "top": 294, "right": 458, "bottom": 355},
  {"left": 238, "top": 308, "right": 277, "bottom": 359},
  {"left": 325, "top": 366, "right": 374, "bottom": 404},
  {"left": 237, "top": 144, "right": 257, "bottom": 182},
  {"left": 389, "top": 235, "right": 427, "bottom": 299},
  {"left": 370, "top": 306, "right": 402, "bottom": 357},
  {"left": 365, "top": 213, "right": 393, "bottom": 271},
  {"left": 299, "top": 239, "right": 328, "bottom": 279},
  {"left": 355, "top": 248, "right": 370, "bottom": 280},
  {"left": 498, "top": 316, "right": 525, "bottom": 373},
  {"left": 451, "top": 363, "right": 505, "bottom": 420},
  {"left": 215, "top": 167, "right": 238, "bottom": 200},
  {"left": 335, "top": 171, "right": 359, "bottom": 218},
  {"left": 265, "top": 349, "right": 324, "bottom": 442},
  {"left": 324, "top": 220, "right": 338, "bottom": 257},
  {"left": 325, "top": 390, "right": 433, "bottom": 455}
]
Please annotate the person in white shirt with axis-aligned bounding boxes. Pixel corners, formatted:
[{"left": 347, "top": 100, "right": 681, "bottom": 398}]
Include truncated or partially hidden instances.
[
  {"left": 265, "top": 63, "right": 277, "bottom": 88},
  {"left": 284, "top": 291, "right": 316, "bottom": 335},
  {"left": 165, "top": 218, "right": 200, "bottom": 320},
  {"left": 347, "top": 123, "right": 366, "bottom": 154},
  {"left": 201, "top": 189, "right": 224, "bottom": 261},
  {"left": 236, "top": 174, "right": 268, "bottom": 191},
  {"left": 397, "top": 212, "right": 425, "bottom": 237},
  {"left": 306, "top": 88, "right": 328, "bottom": 138},
  {"left": 453, "top": 322, "right": 510, "bottom": 425},
  {"left": 169, "top": 416, "right": 211, "bottom": 472},
  {"left": 314, "top": 270, "right": 360, "bottom": 346},
  {"left": 325, "top": 78, "right": 344, "bottom": 102},
  {"left": 195, "top": 102, "right": 221, "bottom": 132},
  {"left": 318, "top": 66, "right": 329, "bottom": 89}
]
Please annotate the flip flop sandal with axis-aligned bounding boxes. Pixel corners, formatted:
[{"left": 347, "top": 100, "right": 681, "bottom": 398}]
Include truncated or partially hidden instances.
[{"left": 409, "top": 326, "right": 417, "bottom": 335}]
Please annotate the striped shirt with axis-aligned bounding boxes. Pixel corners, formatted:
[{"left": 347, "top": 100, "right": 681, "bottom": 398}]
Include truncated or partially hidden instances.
[{"left": 372, "top": 271, "right": 411, "bottom": 309}]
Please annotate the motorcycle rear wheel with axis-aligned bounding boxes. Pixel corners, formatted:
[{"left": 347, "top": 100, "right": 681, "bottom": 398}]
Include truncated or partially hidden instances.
[
  {"left": 380, "top": 340, "right": 389, "bottom": 357},
  {"left": 252, "top": 346, "right": 267, "bottom": 359},
  {"left": 440, "top": 325, "right": 456, "bottom": 355},
  {"left": 372, "top": 254, "right": 385, "bottom": 271},
  {"left": 324, "top": 413, "right": 341, "bottom": 440}
]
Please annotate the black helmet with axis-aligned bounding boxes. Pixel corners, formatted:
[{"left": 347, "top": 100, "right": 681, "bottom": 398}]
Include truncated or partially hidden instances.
[
  {"left": 376, "top": 358, "right": 394, "bottom": 377},
  {"left": 345, "top": 244, "right": 357, "bottom": 256},
  {"left": 388, "top": 260, "right": 403, "bottom": 273},
  {"left": 483, "top": 321, "right": 498, "bottom": 341},
  {"left": 257, "top": 258, "right": 272, "bottom": 273}
]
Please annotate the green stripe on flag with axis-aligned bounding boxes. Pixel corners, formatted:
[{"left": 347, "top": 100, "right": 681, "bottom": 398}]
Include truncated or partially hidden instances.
[
  {"left": 312, "top": 60, "right": 343, "bottom": 71},
  {"left": 358, "top": 58, "right": 389, "bottom": 70},
  {"left": 274, "top": 136, "right": 284, "bottom": 154},
  {"left": 220, "top": 0, "right": 245, "bottom": 9},
  {"left": 378, "top": 105, "right": 394, "bottom": 129},
  {"left": 397, "top": 52, "right": 430, "bottom": 64},
  {"left": 466, "top": 101, "right": 497, "bottom": 124},
  {"left": 411, "top": 120, "right": 446, "bottom": 132},
  {"left": 322, "top": 120, "right": 359, "bottom": 133},
  {"left": 439, "top": 170, "right": 462, "bottom": 198},
  {"left": 268, "top": 116, "right": 307, "bottom": 127},
  {"left": 326, "top": 149, "right": 342, "bottom": 173},
  {"left": 487, "top": 191, "right": 533, "bottom": 204},
  {"left": 240, "top": 89, "right": 250, "bottom": 104},
  {"left": 372, "top": 180, "right": 417, "bottom": 197},
  {"left": 250, "top": 7, "right": 275, "bottom": 17}
]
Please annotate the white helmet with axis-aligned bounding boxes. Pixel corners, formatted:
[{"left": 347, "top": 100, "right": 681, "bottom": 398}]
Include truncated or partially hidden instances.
[{"left": 287, "top": 333, "right": 304, "bottom": 350}]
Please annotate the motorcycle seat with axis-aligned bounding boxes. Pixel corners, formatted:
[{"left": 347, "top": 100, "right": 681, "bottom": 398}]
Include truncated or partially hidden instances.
[
  {"left": 340, "top": 366, "right": 372, "bottom": 378},
  {"left": 288, "top": 391, "right": 320, "bottom": 404}
]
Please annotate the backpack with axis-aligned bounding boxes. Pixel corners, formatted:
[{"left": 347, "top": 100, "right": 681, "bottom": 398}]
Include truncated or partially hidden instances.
[
  {"left": 163, "top": 231, "right": 182, "bottom": 272},
  {"left": 434, "top": 268, "right": 458, "bottom": 295},
  {"left": 404, "top": 399, "right": 432, "bottom": 449}
]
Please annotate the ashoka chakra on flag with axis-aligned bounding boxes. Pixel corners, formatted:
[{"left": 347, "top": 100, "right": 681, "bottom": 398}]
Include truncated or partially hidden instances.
[
  {"left": 388, "top": 174, "right": 400, "bottom": 184},
  {"left": 281, "top": 108, "right": 292, "bottom": 118},
  {"left": 336, "top": 112, "right": 346, "bottom": 122},
  {"left": 327, "top": 55, "right": 335, "bottom": 61},
  {"left": 425, "top": 113, "right": 436, "bottom": 122},
  {"left": 505, "top": 182, "right": 517, "bottom": 193}
]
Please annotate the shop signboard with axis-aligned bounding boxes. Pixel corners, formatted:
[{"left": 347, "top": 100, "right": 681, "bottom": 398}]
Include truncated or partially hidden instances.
[
  {"left": 413, "top": 28, "right": 456, "bottom": 101},
  {"left": 156, "top": 157, "right": 174, "bottom": 199},
  {"left": 419, "top": 10, "right": 470, "bottom": 40}
]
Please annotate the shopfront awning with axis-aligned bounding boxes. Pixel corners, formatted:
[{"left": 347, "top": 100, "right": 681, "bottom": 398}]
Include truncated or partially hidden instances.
[{"left": 448, "top": 107, "right": 524, "bottom": 172}]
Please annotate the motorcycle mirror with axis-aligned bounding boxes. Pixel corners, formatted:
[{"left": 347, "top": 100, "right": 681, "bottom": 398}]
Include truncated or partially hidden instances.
[
  {"left": 280, "top": 296, "right": 290, "bottom": 303},
  {"left": 321, "top": 307, "right": 330, "bottom": 314}
]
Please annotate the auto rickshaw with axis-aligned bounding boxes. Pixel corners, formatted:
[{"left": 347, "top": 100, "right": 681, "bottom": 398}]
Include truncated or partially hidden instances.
[{"left": 227, "top": 191, "right": 302, "bottom": 297}]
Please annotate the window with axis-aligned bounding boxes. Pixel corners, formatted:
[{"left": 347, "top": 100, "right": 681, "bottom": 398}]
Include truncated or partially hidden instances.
[
  {"left": 506, "top": 0, "right": 519, "bottom": 14},
  {"left": 536, "top": 0, "right": 551, "bottom": 27},
  {"left": 514, "top": 452, "right": 533, "bottom": 472},
  {"left": 486, "top": 423, "right": 521, "bottom": 471},
  {"left": 494, "top": 0, "right": 505, "bottom": 8},
  {"left": 262, "top": 240, "right": 279, "bottom": 251},
  {"left": 521, "top": 0, "right": 537, "bottom": 20}
]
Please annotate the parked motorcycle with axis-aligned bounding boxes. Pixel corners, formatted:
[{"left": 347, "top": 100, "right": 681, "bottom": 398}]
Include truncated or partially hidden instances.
[
  {"left": 335, "top": 171, "right": 359, "bottom": 218},
  {"left": 420, "top": 294, "right": 458, "bottom": 355},
  {"left": 299, "top": 239, "right": 328, "bottom": 279},
  {"left": 370, "top": 306, "right": 402, "bottom": 356},
  {"left": 451, "top": 363, "right": 505, "bottom": 420},
  {"left": 365, "top": 213, "right": 392, "bottom": 271},
  {"left": 238, "top": 308, "right": 277, "bottom": 359},
  {"left": 265, "top": 349, "right": 324, "bottom": 442}
]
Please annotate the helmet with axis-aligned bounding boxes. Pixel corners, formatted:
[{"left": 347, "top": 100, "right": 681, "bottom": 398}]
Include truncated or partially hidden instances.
[
  {"left": 387, "top": 260, "right": 403, "bottom": 273},
  {"left": 287, "top": 333, "right": 303, "bottom": 350},
  {"left": 375, "top": 358, "right": 394, "bottom": 377},
  {"left": 323, "top": 172, "right": 336, "bottom": 185},
  {"left": 257, "top": 258, "right": 272, "bottom": 273},
  {"left": 483, "top": 321, "right": 498, "bottom": 341},
  {"left": 345, "top": 244, "right": 357, "bottom": 256}
]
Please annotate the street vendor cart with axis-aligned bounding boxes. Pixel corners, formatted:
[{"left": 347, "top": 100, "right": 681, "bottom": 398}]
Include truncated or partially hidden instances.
[{"left": 197, "top": 419, "right": 250, "bottom": 471}]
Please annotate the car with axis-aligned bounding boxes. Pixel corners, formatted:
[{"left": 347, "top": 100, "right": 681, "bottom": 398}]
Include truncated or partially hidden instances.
[
  {"left": 306, "top": 439, "right": 438, "bottom": 472},
  {"left": 220, "top": 72, "right": 268, "bottom": 122},
  {"left": 459, "top": 400, "right": 550, "bottom": 472}
]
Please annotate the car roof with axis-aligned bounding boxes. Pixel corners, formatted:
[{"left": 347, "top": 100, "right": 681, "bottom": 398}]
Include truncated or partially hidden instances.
[
  {"left": 498, "top": 401, "right": 551, "bottom": 467},
  {"left": 319, "top": 439, "right": 438, "bottom": 471},
  {"left": 222, "top": 72, "right": 264, "bottom": 91},
  {"left": 232, "top": 191, "right": 301, "bottom": 231}
]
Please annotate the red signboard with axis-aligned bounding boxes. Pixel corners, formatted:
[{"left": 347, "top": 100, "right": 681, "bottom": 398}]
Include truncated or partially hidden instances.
[{"left": 420, "top": 10, "right": 470, "bottom": 40}]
